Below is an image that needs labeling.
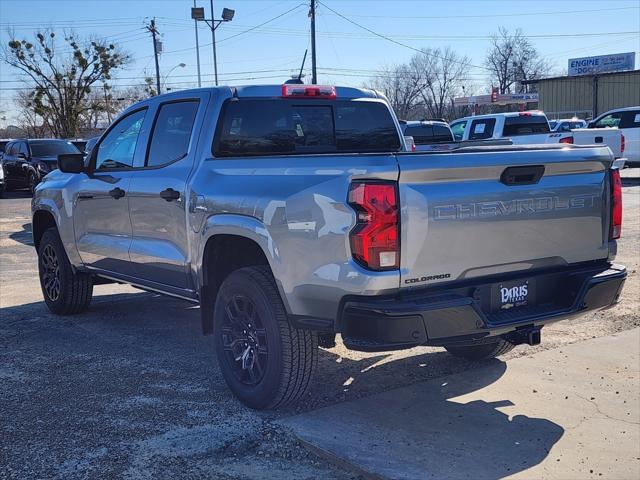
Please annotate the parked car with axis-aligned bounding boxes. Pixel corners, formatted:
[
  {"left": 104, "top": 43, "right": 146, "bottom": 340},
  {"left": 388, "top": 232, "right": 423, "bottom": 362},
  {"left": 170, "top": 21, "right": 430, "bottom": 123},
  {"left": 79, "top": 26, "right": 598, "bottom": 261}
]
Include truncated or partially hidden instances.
[
  {"left": 399, "top": 120, "right": 455, "bottom": 151},
  {"left": 549, "top": 118, "right": 587, "bottom": 132},
  {"left": 451, "top": 111, "right": 623, "bottom": 158},
  {"left": 32, "top": 84, "right": 626, "bottom": 410},
  {"left": 588, "top": 106, "right": 640, "bottom": 167},
  {"left": 1, "top": 139, "right": 80, "bottom": 194},
  {"left": 0, "top": 139, "right": 11, "bottom": 158},
  {"left": 0, "top": 158, "right": 4, "bottom": 198}
]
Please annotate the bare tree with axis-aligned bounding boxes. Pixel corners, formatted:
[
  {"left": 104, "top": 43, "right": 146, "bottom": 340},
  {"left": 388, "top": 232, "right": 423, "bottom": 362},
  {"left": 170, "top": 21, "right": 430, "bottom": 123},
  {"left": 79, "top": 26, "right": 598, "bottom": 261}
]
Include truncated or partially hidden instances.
[
  {"left": 366, "top": 47, "right": 470, "bottom": 121},
  {"left": 366, "top": 63, "right": 425, "bottom": 120},
  {"left": 14, "top": 90, "right": 49, "bottom": 137},
  {"left": 2, "top": 30, "right": 129, "bottom": 138},
  {"left": 485, "top": 28, "right": 551, "bottom": 94},
  {"left": 413, "top": 47, "right": 470, "bottom": 119}
]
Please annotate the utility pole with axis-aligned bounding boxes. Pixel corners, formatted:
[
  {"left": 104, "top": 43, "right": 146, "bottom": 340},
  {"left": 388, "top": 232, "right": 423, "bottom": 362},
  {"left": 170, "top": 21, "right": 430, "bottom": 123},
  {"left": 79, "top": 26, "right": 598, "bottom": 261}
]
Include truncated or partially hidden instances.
[
  {"left": 147, "top": 18, "right": 162, "bottom": 95},
  {"left": 194, "top": 0, "right": 202, "bottom": 87},
  {"left": 310, "top": 0, "right": 317, "bottom": 84},
  {"left": 210, "top": 0, "right": 219, "bottom": 85}
]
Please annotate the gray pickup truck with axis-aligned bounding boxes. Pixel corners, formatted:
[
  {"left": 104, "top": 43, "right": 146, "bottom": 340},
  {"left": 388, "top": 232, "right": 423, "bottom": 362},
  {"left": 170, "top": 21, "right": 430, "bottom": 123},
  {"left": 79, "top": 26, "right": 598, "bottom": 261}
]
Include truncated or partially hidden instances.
[{"left": 32, "top": 84, "right": 626, "bottom": 409}]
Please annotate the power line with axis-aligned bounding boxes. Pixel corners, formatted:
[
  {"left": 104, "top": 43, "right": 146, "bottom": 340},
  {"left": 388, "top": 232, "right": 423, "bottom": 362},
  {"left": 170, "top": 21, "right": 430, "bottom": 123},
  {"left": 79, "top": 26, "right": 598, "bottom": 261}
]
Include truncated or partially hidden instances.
[
  {"left": 320, "top": 5, "right": 640, "bottom": 20},
  {"left": 316, "top": 1, "right": 490, "bottom": 71}
]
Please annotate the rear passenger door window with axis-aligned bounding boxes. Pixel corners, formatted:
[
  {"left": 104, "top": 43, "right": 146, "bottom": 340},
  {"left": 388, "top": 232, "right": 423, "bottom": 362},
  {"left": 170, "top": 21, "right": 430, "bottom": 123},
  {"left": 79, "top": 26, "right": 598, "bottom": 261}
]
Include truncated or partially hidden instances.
[
  {"left": 146, "top": 101, "right": 199, "bottom": 167},
  {"left": 469, "top": 119, "right": 495, "bottom": 140}
]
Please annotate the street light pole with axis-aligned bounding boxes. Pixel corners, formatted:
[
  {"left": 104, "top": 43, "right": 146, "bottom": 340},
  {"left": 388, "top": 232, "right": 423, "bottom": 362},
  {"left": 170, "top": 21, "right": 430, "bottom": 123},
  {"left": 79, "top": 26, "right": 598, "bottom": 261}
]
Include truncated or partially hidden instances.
[
  {"left": 310, "top": 0, "right": 317, "bottom": 84},
  {"left": 210, "top": 0, "right": 219, "bottom": 86},
  {"left": 193, "top": 0, "right": 202, "bottom": 87}
]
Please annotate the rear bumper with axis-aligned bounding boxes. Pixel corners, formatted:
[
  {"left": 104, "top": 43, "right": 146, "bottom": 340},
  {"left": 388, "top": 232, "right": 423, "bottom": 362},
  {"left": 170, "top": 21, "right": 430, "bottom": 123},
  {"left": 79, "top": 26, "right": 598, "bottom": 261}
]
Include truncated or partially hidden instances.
[{"left": 339, "top": 263, "right": 626, "bottom": 352}]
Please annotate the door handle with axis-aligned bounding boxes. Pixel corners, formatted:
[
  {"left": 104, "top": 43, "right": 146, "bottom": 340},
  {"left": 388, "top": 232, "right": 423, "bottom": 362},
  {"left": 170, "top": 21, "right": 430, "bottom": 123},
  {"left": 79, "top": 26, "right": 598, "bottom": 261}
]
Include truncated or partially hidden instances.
[
  {"left": 109, "top": 187, "right": 126, "bottom": 199},
  {"left": 160, "top": 188, "right": 181, "bottom": 202}
]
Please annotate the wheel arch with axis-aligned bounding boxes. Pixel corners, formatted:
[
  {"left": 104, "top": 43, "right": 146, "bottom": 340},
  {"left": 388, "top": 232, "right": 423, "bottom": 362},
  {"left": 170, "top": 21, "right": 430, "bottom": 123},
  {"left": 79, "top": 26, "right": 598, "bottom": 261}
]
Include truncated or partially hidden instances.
[
  {"left": 198, "top": 215, "right": 285, "bottom": 334},
  {"left": 32, "top": 209, "right": 58, "bottom": 251}
]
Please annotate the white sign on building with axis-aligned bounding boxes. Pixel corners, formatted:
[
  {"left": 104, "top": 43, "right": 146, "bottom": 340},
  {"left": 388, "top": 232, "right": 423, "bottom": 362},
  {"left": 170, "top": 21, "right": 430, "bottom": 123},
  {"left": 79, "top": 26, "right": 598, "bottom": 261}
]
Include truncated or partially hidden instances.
[{"left": 568, "top": 52, "right": 635, "bottom": 76}]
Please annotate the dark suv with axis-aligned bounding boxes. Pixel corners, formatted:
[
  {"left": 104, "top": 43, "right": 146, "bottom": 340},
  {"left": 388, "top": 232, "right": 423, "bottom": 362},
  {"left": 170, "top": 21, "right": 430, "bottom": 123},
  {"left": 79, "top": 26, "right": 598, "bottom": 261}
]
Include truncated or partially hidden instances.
[{"left": 1, "top": 139, "right": 80, "bottom": 194}]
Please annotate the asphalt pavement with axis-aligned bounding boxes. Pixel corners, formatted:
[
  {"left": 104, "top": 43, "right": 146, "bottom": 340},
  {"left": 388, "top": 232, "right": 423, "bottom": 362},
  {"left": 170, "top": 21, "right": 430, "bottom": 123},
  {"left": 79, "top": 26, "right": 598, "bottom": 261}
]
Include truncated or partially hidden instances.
[{"left": 1, "top": 168, "right": 639, "bottom": 479}]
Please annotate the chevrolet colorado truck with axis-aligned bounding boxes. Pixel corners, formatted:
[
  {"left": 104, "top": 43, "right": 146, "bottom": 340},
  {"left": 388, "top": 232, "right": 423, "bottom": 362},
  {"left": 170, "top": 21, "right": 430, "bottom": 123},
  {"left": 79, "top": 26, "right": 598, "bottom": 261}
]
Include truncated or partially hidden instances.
[{"left": 32, "top": 84, "right": 626, "bottom": 410}]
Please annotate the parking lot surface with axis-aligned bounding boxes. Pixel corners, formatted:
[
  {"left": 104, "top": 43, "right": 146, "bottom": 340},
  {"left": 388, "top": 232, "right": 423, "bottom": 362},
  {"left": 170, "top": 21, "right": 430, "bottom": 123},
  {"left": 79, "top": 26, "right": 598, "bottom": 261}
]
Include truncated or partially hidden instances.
[{"left": 1, "top": 169, "right": 639, "bottom": 479}]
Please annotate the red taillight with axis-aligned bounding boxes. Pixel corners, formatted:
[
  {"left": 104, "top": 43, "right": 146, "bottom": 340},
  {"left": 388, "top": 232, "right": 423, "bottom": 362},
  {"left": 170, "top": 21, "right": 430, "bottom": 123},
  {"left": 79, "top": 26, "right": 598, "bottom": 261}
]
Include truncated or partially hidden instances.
[
  {"left": 412, "top": 142, "right": 416, "bottom": 152},
  {"left": 348, "top": 182, "right": 399, "bottom": 270},
  {"left": 621, "top": 133, "right": 625, "bottom": 154},
  {"left": 560, "top": 136, "right": 574, "bottom": 144},
  {"left": 282, "top": 84, "right": 336, "bottom": 99},
  {"left": 610, "top": 169, "right": 622, "bottom": 240}
]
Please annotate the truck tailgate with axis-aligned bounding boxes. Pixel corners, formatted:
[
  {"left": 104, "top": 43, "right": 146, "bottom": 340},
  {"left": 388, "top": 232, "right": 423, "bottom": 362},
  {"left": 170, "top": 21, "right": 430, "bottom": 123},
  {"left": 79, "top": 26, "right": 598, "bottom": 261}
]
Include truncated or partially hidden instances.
[
  {"left": 396, "top": 145, "right": 614, "bottom": 289},
  {"left": 572, "top": 128, "right": 623, "bottom": 158}
]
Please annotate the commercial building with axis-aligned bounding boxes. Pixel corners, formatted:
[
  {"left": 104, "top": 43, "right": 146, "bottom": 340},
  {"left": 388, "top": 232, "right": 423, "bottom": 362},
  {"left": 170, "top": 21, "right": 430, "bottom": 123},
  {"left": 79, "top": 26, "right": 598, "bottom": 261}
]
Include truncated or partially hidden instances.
[{"left": 522, "top": 69, "right": 640, "bottom": 120}]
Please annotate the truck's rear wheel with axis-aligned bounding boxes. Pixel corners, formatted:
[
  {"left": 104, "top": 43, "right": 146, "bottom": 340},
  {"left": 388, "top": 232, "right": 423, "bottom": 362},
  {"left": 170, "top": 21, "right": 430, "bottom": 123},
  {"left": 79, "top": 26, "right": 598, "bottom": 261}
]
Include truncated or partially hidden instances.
[
  {"left": 444, "top": 337, "right": 515, "bottom": 360},
  {"left": 38, "top": 227, "right": 93, "bottom": 314},
  {"left": 213, "top": 266, "right": 317, "bottom": 410}
]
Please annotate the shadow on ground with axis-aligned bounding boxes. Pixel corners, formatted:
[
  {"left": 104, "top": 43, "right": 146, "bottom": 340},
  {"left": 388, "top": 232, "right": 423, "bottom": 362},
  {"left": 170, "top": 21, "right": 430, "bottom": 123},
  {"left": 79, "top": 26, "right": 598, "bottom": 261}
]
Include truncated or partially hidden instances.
[{"left": 1, "top": 290, "right": 563, "bottom": 478}]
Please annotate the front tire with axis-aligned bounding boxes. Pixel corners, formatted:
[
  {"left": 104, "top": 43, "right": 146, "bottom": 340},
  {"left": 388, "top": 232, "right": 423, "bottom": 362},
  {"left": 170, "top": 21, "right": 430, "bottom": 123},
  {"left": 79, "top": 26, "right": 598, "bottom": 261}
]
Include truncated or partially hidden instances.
[
  {"left": 28, "top": 171, "right": 38, "bottom": 196},
  {"left": 213, "top": 266, "right": 318, "bottom": 410},
  {"left": 38, "top": 227, "right": 93, "bottom": 314},
  {"left": 444, "top": 337, "right": 515, "bottom": 360}
]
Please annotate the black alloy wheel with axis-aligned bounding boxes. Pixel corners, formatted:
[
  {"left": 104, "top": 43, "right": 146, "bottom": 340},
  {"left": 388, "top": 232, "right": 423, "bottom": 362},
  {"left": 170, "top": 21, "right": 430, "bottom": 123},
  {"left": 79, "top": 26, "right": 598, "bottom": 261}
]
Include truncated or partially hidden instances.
[
  {"left": 40, "top": 243, "right": 61, "bottom": 301},
  {"left": 220, "top": 294, "right": 269, "bottom": 386}
]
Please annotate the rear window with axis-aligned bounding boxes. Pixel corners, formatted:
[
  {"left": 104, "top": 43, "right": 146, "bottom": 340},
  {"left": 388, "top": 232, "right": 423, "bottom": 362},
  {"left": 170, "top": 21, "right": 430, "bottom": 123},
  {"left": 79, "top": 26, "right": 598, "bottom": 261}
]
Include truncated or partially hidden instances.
[
  {"left": 29, "top": 141, "right": 80, "bottom": 157},
  {"left": 503, "top": 115, "right": 550, "bottom": 136},
  {"left": 213, "top": 99, "right": 400, "bottom": 157}
]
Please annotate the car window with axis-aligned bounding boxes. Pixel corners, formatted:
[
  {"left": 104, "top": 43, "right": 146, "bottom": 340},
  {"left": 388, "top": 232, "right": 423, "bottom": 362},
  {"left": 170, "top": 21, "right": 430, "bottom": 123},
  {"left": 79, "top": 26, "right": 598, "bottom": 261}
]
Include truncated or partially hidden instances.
[
  {"left": 6, "top": 142, "right": 16, "bottom": 155},
  {"left": 450, "top": 121, "right": 467, "bottom": 141},
  {"left": 469, "top": 119, "right": 496, "bottom": 140},
  {"left": 432, "top": 124, "right": 454, "bottom": 142},
  {"left": 619, "top": 110, "right": 640, "bottom": 129},
  {"left": 503, "top": 115, "right": 550, "bottom": 136},
  {"left": 95, "top": 109, "right": 147, "bottom": 170},
  {"left": 404, "top": 125, "right": 433, "bottom": 145},
  {"left": 549, "top": 121, "right": 558, "bottom": 130},
  {"left": 29, "top": 141, "right": 79, "bottom": 157},
  {"left": 18, "top": 142, "right": 29, "bottom": 156},
  {"left": 214, "top": 99, "right": 400, "bottom": 157},
  {"left": 594, "top": 112, "right": 622, "bottom": 128},
  {"left": 147, "top": 101, "right": 199, "bottom": 167}
]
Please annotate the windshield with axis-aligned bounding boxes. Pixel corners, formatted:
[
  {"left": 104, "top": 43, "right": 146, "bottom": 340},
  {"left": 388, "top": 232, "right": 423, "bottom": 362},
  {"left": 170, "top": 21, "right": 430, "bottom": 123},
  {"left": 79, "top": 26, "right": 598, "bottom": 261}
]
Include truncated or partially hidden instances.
[{"left": 30, "top": 141, "right": 80, "bottom": 157}]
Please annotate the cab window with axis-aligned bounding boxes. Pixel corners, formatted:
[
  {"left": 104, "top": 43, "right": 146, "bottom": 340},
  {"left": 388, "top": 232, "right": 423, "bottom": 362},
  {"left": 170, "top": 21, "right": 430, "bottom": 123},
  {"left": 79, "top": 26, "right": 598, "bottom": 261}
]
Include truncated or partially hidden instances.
[
  {"left": 594, "top": 112, "right": 622, "bottom": 128},
  {"left": 95, "top": 109, "right": 147, "bottom": 170},
  {"left": 450, "top": 121, "right": 466, "bottom": 141}
]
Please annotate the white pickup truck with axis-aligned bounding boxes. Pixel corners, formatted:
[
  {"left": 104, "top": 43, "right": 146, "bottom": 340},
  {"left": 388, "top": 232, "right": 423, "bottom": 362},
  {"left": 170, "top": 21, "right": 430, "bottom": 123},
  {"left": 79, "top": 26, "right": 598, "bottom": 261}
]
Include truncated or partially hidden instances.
[{"left": 450, "top": 111, "right": 624, "bottom": 158}]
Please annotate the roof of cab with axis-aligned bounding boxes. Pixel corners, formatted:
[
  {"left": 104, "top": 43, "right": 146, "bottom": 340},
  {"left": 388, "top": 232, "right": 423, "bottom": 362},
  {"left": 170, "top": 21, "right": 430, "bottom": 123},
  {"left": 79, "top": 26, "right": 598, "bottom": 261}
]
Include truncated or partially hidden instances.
[
  {"left": 452, "top": 110, "right": 547, "bottom": 123},
  {"left": 141, "top": 84, "right": 380, "bottom": 101}
]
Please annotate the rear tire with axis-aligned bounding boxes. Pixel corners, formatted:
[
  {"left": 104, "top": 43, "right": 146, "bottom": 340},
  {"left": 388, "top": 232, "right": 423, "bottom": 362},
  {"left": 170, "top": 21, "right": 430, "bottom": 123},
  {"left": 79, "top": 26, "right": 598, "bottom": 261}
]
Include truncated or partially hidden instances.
[
  {"left": 38, "top": 227, "right": 93, "bottom": 314},
  {"left": 444, "top": 337, "right": 515, "bottom": 360},
  {"left": 213, "top": 266, "right": 318, "bottom": 410}
]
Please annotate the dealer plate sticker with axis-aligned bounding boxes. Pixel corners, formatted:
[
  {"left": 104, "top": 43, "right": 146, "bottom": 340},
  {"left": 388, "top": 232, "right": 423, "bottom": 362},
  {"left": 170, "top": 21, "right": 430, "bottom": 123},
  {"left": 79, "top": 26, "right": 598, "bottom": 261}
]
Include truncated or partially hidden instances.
[{"left": 491, "top": 279, "right": 536, "bottom": 312}]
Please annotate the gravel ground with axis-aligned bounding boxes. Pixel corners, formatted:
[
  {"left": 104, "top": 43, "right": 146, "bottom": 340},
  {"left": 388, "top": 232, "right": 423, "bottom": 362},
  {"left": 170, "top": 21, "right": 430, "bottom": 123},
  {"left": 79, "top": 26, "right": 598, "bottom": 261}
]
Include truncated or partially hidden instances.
[{"left": 0, "top": 168, "right": 638, "bottom": 479}]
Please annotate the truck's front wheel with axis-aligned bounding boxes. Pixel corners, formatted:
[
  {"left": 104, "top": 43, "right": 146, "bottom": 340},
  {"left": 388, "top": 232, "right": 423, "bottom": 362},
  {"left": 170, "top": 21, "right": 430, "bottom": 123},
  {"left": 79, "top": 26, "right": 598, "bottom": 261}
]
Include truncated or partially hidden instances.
[
  {"left": 38, "top": 227, "right": 93, "bottom": 314},
  {"left": 444, "top": 338, "right": 515, "bottom": 360},
  {"left": 213, "top": 266, "right": 317, "bottom": 410}
]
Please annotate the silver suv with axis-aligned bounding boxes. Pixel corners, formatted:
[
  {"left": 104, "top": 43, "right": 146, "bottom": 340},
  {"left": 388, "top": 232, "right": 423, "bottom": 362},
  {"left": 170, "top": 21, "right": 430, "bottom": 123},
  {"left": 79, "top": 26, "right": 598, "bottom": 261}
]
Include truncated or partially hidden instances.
[{"left": 32, "top": 85, "right": 626, "bottom": 409}]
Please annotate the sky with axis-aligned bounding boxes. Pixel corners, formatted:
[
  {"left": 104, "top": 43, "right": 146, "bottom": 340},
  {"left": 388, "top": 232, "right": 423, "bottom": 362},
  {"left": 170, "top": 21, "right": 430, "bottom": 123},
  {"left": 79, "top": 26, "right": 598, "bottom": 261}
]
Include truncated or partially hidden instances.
[{"left": 0, "top": 0, "right": 639, "bottom": 126}]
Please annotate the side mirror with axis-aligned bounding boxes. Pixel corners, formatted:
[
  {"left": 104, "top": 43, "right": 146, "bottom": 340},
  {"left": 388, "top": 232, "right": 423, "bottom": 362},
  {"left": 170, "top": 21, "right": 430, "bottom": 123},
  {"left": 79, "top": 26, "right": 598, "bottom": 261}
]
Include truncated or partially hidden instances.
[{"left": 58, "top": 153, "right": 85, "bottom": 174}]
